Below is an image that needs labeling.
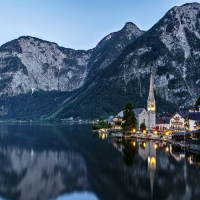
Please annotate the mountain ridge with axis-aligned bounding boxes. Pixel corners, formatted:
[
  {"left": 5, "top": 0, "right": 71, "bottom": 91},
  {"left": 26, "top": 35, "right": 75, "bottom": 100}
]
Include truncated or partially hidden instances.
[{"left": 0, "top": 2, "right": 200, "bottom": 120}]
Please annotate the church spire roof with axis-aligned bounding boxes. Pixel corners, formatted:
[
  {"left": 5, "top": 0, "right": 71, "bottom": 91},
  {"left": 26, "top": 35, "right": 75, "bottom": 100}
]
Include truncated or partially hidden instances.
[{"left": 148, "top": 74, "right": 155, "bottom": 101}]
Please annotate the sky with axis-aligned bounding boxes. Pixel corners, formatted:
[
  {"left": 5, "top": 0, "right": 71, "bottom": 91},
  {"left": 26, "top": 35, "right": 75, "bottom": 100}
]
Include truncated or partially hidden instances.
[{"left": 0, "top": 0, "right": 200, "bottom": 50}]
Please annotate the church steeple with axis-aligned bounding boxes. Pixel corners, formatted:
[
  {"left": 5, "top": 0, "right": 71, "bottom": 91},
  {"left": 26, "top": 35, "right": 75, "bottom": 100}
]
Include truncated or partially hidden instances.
[
  {"left": 147, "top": 73, "right": 156, "bottom": 130},
  {"left": 148, "top": 74, "right": 155, "bottom": 101},
  {"left": 147, "top": 74, "right": 156, "bottom": 112}
]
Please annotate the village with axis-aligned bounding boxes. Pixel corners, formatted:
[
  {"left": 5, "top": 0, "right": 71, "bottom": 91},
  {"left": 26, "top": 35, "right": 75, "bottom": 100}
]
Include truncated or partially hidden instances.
[{"left": 92, "top": 74, "right": 200, "bottom": 152}]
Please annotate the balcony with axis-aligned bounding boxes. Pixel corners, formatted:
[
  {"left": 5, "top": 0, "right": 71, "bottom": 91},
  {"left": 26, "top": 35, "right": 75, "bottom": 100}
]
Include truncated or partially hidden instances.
[{"left": 171, "top": 122, "right": 183, "bottom": 125}]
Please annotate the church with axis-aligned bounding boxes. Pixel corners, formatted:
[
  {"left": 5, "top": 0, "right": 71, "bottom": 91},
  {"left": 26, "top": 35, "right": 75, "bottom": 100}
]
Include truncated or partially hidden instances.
[{"left": 118, "top": 74, "right": 156, "bottom": 130}]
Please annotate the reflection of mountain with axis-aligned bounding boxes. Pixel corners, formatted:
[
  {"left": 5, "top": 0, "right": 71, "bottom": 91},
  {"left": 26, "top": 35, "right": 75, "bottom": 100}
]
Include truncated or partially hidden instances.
[
  {"left": 0, "top": 147, "right": 89, "bottom": 200},
  {"left": 1, "top": 123, "right": 200, "bottom": 200}
]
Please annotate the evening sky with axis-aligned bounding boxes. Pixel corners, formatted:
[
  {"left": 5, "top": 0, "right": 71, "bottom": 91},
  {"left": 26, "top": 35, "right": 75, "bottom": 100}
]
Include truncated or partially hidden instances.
[{"left": 0, "top": 0, "right": 200, "bottom": 49}]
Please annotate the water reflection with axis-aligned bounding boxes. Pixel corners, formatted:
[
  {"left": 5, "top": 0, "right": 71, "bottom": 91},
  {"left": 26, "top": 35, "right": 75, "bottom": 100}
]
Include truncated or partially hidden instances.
[
  {"left": 0, "top": 123, "right": 92, "bottom": 200},
  {"left": 1, "top": 123, "right": 200, "bottom": 200},
  {"left": 0, "top": 147, "right": 90, "bottom": 200},
  {"left": 97, "top": 133, "right": 200, "bottom": 200}
]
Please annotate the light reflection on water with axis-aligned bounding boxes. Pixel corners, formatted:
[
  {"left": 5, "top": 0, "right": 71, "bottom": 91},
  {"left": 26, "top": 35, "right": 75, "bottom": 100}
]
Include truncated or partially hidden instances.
[{"left": 0, "top": 123, "right": 199, "bottom": 200}]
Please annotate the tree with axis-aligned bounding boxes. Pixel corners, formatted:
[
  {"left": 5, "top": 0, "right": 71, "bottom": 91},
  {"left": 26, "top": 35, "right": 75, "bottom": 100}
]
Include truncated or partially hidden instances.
[
  {"left": 122, "top": 142, "right": 137, "bottom": 167},
  {"left": 195, "top": 96, "right": 200, "bottom": 110},
  {"left": 140, "top": 122, "right": 146, "bottom": 133},
  {"left": 121, "top": 102, "right": 137, "bottom": 131}
]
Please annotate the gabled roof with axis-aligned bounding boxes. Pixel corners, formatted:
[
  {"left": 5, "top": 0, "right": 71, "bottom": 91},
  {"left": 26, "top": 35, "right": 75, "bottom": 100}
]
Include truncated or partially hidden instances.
[
  {"left": 170, "top": 111, "right": 188, "bottom": 119},
  {"left": 133, "top": 108, "right": 146, "bottom": 115},
  {"left": 177, "top": 111, "right": 188, "bottom": 118}
]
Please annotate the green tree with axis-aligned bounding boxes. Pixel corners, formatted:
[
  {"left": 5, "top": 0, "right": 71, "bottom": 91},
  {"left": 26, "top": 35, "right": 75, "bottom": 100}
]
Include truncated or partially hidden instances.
[
  {"left": 121, "top": 102, "right": 137, "bottom": 131},
  {"left": 140, "top": 122, "right": 146, "bottom": 133}
]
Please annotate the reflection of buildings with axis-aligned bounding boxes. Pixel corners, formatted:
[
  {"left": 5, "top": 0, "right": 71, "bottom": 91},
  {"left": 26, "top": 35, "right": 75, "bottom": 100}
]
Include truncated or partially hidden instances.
[
  {"left": 169, "top": 145, "right": 185, "bottom": 161},
  {"left": 139, "top": 142, "right": 156, "bottom": 198},
  {"left": 186, "top": 154, "right": 200, "bottom": 168}
]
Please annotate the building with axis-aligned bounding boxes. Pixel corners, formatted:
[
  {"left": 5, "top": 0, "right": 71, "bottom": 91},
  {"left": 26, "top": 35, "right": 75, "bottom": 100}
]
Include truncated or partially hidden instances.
[
  {"left": 147, "top": 74, "right": 156, "bottom": 130},
  {"left": 170, "top": 111, "right": 200, "bottom": 131},
  {"left": 194, "top": 120, "right": 200, "bottom": 130},
  {"left": 118, "top": 74, "right": 156, "bottom": 131},
  {"left": 155, "top": 116, "right": 170, "bottom": 131},
  {"left": 170, "top": 112, "right": 187, "bottom": 131},
  {"left": 185, "top": 112, "right": 200, "bottom": 131},
  {"left": 107, "top": 116, "right": 122, "bottom": 130},
  {"left": 134, "top": 108, "right": 148, "bottom": 130}
]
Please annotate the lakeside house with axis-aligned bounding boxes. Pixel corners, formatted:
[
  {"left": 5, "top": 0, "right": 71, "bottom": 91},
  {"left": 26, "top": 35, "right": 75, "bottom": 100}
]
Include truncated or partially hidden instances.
[
  {"left": 169, "top": 112, "right": 188, "bottom": 131},
  {"left": 107, "top": 116, "right": 122, "bottom": 130},
  {"left": 185, "top": 112, "right": 200, "bottom": 131},
  {"left": 155, "top": 116, "right": 170, "bottom": 132},
  {"left": 104, "top": 74, "right": 200, "bottom": 135}
]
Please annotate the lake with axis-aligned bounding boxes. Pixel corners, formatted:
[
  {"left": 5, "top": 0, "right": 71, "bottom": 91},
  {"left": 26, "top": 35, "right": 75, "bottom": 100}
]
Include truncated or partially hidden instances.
[{"left": 0, "top": 122, "right": 199, "bottom": 200}]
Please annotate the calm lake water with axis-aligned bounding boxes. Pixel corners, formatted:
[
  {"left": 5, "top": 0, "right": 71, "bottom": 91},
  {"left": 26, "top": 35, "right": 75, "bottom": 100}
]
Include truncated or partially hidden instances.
[{"left": 0, "top": 122, "right": 200, "bottom": 200}]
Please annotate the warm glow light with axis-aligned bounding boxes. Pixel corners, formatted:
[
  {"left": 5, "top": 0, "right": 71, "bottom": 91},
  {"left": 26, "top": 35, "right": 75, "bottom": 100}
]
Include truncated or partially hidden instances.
[
  {"left": 132, "top": 128, "right": 136, "bottom": 133},
  {"left": 150, "top": 157, "right": 156, "bottom": 166},
  {"left": 166, "top": 132, "right": 169, "bottom": 136},
  {"left": 133, "top": 141, "right": 136, "bottom": 147},
  {"left": 166, "top": 147, "right": 169, "bottom": 152},
  {"left": 143, "top": 142, "right": 146, "bottom": 148},
  {"left": 154, "top": 144, "right": 158, "bottom": 149},
  {"left": 102, "top": 133, "right": 107, "bottom": 140},
  {"left": 154, "top": 131, "right": 157, "bottom": 135},
  {"left": 143, "top": 130, "right": 146, "bottom": 134}
]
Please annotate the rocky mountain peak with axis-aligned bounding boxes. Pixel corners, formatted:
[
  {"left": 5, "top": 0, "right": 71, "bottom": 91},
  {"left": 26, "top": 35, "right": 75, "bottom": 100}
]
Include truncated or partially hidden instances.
[
  {"left": 153, "top": 2, "right": 200, "bottom": 60},
  {"left": 123, "top": 22, "right": 142, "bottom": 31},
  {"left": 122, "top": 22, "right": 144, "bottom": 39}
]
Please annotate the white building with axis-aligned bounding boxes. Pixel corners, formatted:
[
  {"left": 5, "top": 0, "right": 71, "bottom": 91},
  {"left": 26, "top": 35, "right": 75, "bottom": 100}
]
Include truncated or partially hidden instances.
[
  {"left": 169, "top": 112, "right": 187, "bottom": 131},
  {"left": 170, "top": 111, "right": 200, "bottom": 131},
  {"left": 186, "top": 112, "right": 200, "bottom": 131},
  {"left": 118, "top": 74, "right": 156, "bottom": 130},
  {"left": 147, "top": 74, "right": 156, "bottom": 129}
]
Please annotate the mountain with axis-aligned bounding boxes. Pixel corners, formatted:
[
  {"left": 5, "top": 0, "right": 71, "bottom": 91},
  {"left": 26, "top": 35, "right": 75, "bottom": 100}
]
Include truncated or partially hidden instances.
[
  {"left": 0, "top": 22, "right": 143, "bottom": 120},
  {"left": 52, "top": 2, "right": 200, "bottom": 119},
  {"left": 0, "top": 3, "right": 200, "bottom": 120},
  {"left": 0, "top": 36, "right": 93, "bottom": 96}
]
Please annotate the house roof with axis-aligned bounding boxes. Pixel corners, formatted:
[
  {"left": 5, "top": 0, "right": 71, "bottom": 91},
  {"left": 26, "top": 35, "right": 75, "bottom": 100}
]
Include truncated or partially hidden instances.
[
  {"left": 133, "top": 108, "right": 145, "bottom": 115},
  {"left": 170, "top": 111, "right": 188, "bottom": 119},
  {"left": 177, "top": 111, "right": 188, "bottom": 118},
  {"left": 118, "top": 111, "right": 123, "bottom": 117},
  {"left": 191, "top": 130, "right": 200, "bottom": 134},
  {"left": 187, "top": 112, "right": 200, "bottom": 120},
  {"left": 156, "top": 117, "right": 170, "bottom": 124}
]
